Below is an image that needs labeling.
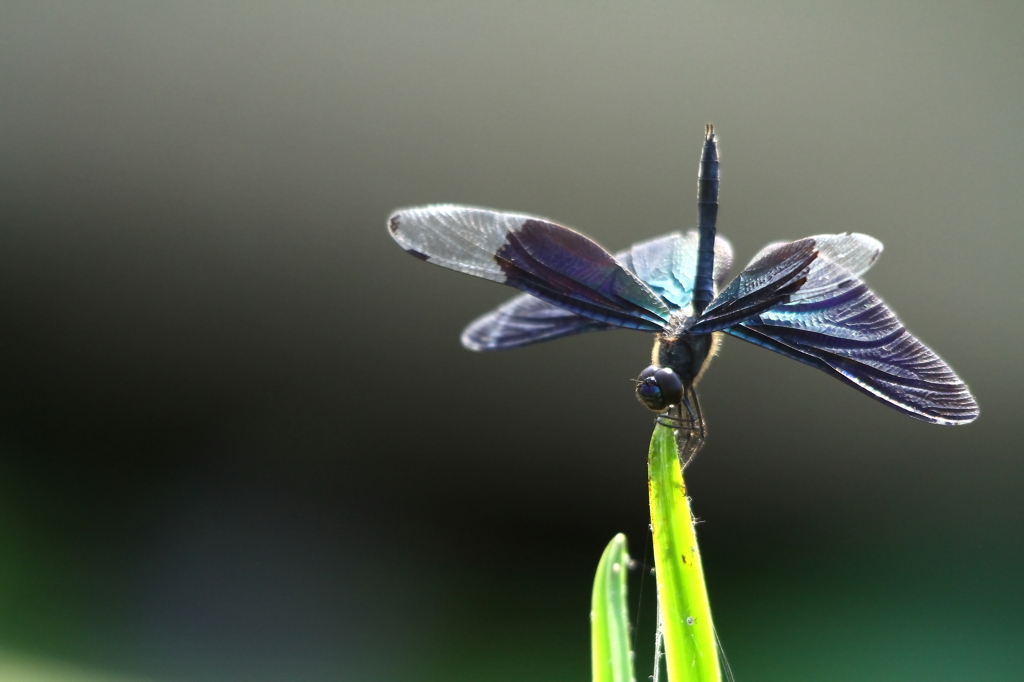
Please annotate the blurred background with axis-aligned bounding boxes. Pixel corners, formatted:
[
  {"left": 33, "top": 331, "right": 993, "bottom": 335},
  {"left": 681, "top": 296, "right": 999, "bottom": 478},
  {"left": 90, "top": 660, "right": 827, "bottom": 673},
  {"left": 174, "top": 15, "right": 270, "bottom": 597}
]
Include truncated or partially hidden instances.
[{"left": 0, "top": 2, "right": 1021, "bottom": 680}]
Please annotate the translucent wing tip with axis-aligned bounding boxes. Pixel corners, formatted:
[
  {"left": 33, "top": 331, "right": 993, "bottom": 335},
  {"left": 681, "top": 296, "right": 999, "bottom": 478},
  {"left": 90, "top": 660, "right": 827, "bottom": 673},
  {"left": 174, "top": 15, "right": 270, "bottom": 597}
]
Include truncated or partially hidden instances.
[
  {"left": 386, "top": 207, "right": 434, "bottom": 261},
  {"left": 460, "top": 328, "right": 487, "bottom": 352},
  {"left": 387, "top": 209, "right": 402, "bottom": 235},
  {"left": 929, "top": 387, "right": 979, "bottom": 425},
  {"left": 799, "top": 232, "right": 884, "bottom": 279},
  {"left": 849, "top": 232, "right": 883, "bottom": 253},
  {"left": 842, "top": 232, "right": 884, "bottom": 267},
  {"left": 387, "top": 205, "right": 440, "bottom": 234}
]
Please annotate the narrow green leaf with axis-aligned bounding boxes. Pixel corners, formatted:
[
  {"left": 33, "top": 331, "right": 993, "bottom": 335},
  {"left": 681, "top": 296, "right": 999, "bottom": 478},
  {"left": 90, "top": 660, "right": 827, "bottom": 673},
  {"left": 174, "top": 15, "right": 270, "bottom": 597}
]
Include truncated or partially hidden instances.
[
  {"left": 648, "top": 425, "right": 719, "bottom": 682},
  {"left": 591, "top": 533, "right": 635, "bottom": 682}
]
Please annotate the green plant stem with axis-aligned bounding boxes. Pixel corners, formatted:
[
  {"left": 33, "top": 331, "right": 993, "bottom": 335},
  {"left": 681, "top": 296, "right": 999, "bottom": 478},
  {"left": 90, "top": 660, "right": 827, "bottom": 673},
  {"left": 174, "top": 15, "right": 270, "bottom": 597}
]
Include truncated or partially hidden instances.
[
  {"left": 648, "top": 424, "right": 719, "bottom": 682},
  {"left": 591, "top": 533, "right": 635, "bottom": 682}
]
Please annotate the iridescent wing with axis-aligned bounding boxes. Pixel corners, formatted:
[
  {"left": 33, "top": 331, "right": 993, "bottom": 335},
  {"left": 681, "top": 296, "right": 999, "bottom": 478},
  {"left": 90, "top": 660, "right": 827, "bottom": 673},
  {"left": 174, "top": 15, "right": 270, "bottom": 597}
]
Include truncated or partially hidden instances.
[
  {"left": 461, "top": 293, "right": 617, "bottom": 351},
  {"left": 687, "top": 239, "right": 819, "bottom": 334},
  {"left": 688, "top": 232, "right": 885, "bottom": 334},
  {"left": 694, "top": 233, "right": 977, "bottom": 424},
  {"left": 617, "top": 231, "right": 733, "bottom": 311},
  {"left": 462, "top": 230, "right": 734, "bottom": 351},
  {"left": 388, "top": 205, "right": 670, "bottom": 331}
]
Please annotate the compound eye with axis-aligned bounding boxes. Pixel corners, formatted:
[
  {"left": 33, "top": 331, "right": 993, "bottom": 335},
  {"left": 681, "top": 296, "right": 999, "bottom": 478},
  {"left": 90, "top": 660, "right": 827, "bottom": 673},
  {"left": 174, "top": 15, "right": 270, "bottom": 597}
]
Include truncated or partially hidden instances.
[
  {"left": 635, "top": 365, "right": 683, "bottom": 412},
  {"left": 638, "top": 366, "right": 659, "bottom": 382},
  {"left": 653, "top": 368, "right": 683, "bottom": 407}
]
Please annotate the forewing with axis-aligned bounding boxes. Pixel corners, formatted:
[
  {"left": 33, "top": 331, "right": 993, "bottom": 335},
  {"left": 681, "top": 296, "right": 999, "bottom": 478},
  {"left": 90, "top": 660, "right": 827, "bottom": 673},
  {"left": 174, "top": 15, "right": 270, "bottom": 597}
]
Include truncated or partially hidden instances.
[
  {"left": 389, "top": 205, "right": 670, "bottom": 331},
  {"left": 725, "top": 263, "right": 978, "bottom": 424},
  {"left": 460, "top": 230, "right": 733, "bottom": 351},
  {"left": 688, "top": 239, "right": 819, "bottom": 334},
  {"left": 689, "top": 232, "right": 883, "bottom": 334},
  {"left": 789, "top": 233, "right": 883, "bottom": 301},
  {"left": 807, "top": 232, "right": 882, "bottom": 279}
]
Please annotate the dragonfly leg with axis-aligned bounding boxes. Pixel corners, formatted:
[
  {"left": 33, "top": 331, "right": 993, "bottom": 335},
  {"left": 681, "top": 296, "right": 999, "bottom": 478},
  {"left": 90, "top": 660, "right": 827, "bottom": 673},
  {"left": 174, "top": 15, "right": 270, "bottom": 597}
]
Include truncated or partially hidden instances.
[{"left": 654, "top": 386, "right": 706, "bottom": 468}]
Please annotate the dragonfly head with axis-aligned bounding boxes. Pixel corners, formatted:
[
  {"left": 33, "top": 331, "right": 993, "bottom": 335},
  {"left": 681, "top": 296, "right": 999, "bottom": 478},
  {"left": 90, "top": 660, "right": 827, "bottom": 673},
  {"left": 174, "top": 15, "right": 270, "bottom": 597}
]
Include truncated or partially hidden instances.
[{"left": 635, "top": 365, "right": 683, "bottom": 412}]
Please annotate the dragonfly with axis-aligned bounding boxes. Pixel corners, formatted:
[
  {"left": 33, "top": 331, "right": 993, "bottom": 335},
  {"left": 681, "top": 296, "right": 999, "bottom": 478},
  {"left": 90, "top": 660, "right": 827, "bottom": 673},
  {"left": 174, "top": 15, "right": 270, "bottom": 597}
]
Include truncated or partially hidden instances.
[{"left": 388, "top": 125, "right": 978, "bottom": 463}]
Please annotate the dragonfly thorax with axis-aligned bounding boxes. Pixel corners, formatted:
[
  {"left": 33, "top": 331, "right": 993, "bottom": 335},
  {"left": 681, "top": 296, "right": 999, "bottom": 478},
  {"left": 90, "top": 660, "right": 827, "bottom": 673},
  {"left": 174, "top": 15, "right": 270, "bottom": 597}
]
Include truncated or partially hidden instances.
[
  {"left": 653, "top": 330, "right": 715, "bottom": 388},
  {"left": 634, "top": 317, "right": 717, "bottom": 413}
]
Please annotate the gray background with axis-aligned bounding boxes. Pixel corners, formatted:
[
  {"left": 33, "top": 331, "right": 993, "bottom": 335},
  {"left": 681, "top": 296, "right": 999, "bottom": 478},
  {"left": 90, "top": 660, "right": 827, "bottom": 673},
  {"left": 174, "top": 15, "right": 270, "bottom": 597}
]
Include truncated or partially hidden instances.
[{"left": 0, "top": 2, "right": 1021, "bottom": 681}]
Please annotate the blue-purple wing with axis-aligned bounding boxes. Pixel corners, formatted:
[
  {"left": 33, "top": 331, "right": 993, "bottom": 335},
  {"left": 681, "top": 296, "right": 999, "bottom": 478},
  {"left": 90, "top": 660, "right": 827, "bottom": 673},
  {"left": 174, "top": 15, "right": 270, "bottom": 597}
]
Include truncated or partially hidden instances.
[
  {"left": 460, "top": 230, "right": 733, "bottom": 351},
  {"left": 688, "top": 239, "right": 819, "bottom": 334},
  {"left": 461, "top": 294, "right": 617, "bottom": 351},
  {"left": 617, "top": 231, "right": 733, "bottom": 311},
  {"left": 721, "top": 235, "right": 977, "bottom": 424},
  {"left": 388, "top": 205, "right": 670, "bottom": 331},
  {"left": 689, "top": 232, "right": 883, "bottom": 334}
]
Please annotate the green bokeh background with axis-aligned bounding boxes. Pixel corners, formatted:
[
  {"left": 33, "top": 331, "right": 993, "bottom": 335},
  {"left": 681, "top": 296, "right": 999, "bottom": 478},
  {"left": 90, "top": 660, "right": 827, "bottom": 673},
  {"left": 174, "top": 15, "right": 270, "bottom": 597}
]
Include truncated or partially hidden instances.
[{"left": 0, "top": 2, "right": 1021, "bottom": 680}]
